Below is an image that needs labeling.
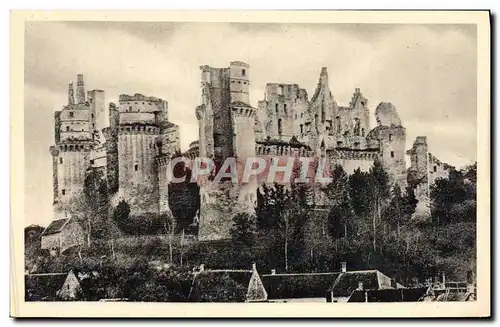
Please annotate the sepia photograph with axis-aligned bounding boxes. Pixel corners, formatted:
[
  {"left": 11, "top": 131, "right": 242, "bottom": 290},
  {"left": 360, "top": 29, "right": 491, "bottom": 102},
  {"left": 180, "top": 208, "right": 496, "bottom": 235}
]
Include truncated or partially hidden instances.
[{"left": 10, "top": 10, "right": 490, "bottom": 318}]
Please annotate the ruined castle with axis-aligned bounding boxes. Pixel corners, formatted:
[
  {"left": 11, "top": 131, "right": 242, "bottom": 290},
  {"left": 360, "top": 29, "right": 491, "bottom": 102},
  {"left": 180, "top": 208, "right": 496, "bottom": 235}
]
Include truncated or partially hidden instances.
[{"left": 49, "top": 62, "right": 452, "bottom": 240}]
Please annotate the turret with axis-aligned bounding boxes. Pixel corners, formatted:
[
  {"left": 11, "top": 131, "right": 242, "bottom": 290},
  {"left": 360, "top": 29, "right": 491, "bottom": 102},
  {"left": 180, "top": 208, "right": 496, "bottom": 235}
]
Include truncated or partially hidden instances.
[
  {"left": 229, "top": 61, "right": 250, "bottom": 105},
  {"left": 68, "top": 82, "right": 75, "bottom": 105},
  {"left": 76, "top": 74, "right": 86, "bottom": 104}
]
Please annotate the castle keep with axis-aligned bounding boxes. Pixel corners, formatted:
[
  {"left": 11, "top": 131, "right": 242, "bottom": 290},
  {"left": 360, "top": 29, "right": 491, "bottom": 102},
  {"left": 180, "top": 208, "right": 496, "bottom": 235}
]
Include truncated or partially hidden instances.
[{"left": 49, "top": 62, "right": 452, "bottom": 239}]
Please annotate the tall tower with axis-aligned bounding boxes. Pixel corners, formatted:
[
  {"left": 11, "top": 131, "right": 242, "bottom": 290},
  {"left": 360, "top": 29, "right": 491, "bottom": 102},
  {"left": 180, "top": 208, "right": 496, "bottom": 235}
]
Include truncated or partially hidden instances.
[
  {"left": 116, "top": 94, "right": 167, "bottom": 214},
  {"left": 197, "top": 61, "right": 258, "bottom": 241},
  {"left": 76, "top": 74, "right": 86, "bottom": 104},
  {"left": 366, "top": 102, "right": 407, "bottom": 186}
]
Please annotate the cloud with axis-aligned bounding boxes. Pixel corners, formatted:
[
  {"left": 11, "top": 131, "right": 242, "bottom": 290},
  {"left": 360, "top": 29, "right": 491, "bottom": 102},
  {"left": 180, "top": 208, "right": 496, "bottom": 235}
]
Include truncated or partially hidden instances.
[{"left": 24, "top": 21, "right": 477, "bottom": 226}]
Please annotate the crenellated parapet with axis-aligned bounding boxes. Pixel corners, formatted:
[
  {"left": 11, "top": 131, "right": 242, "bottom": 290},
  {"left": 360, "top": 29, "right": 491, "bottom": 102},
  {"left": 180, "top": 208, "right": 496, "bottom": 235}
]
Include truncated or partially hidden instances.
[
  {"left": 55, "top": 141, "right": 94, "bottom": 153},
  {"left": 255, "top": 144, "right": 314, "bottom": 157},
  {"left": 118, "top": 124, "right": 161, "bottom": 135},
  {"left": 256, "top": 136, "right": 313, "bottom": 157},
  {"left": 231, "top": 102, "right": 256, "bottom": 118},
  {"left": 328, "top": 148, "right": 381, "bottom": 161}
]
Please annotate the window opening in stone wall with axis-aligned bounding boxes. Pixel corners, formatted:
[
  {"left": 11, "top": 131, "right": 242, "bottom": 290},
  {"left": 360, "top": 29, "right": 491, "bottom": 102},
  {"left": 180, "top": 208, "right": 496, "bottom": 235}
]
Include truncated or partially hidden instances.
[
  {"left": 66, "top": 126, "right": 70, "bottom": 132},
  {"left": 284, "top": 104, "right": 287, "bottom": 116},
  {"left": 135, "top": 164, "right": 138, "bottom": 171},
  {"left": 278, "top": 85, "right": 283, "bottom": 96},
  {"left": 242, "top": 69, "right": 246, "bottom": 76},
  {"left": 91, "top": 113, "right": 94, "bottom": 118},
  {"left": 389, "top": 134, "right": 393, "bottom": 141},
  {"left": 278, "top": 119, "right": 283, "bottom": 135},
  {"left": 336, "top": 116, "right": 341, "bottom": 133},
  {"left": 129, "top": 106, "right": 132, "bottom": 111},
  {"left": 300, "top": 124, "right": 303, "bottom": 134},
  {"left": 434, "top": 166, "right": 437, "bottom": 172},
  {"left": 390, "top": 151, "right": 395, "bottom": 158},
  {"left": 69, "top": 112, "right": 74, "bottom": 118},
  {"left": 362, "top": 128, "right": 365, "bottom": 137},
  {"left": 90, "top": 160, "right": 94, "bottom": 165},
  {"left": 275, "top": 103, "right": 279, "bottom": 113},
  {"left": 62, "top": 189, "right": 66, "bottom": 195},
  {"left": 59, "top": 157, "right": 63, "bottom": 164}
]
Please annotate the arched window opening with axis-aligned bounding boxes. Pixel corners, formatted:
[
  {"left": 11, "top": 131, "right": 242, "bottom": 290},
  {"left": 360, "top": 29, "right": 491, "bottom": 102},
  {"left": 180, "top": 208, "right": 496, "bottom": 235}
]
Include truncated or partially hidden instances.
[{"left": 278, "top": 118, "right": 283, "bottom": 135}]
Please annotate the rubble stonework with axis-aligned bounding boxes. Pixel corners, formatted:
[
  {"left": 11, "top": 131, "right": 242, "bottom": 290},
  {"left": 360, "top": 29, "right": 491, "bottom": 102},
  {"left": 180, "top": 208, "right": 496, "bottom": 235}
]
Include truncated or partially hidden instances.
[
  {"left": 49, "top": 66, "right": 451, "bottom": 238},
  {"left": 406, "top": 136, "right": 454, "bottom": 219}
]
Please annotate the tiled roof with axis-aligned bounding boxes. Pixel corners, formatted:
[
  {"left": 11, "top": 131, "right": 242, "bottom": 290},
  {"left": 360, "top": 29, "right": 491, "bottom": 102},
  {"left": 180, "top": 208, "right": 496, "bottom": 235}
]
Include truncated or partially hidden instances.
[
  {"left": 25, "top": 273, "right": 68, "bottom": 301},
  {"left": 348, "top": 287, "right": 429, "bottom": 302},
  {"left": 262, "top": 272, "right": 340, "bottom": 300},
  {"left": 188, "top": 269, "right": 267, "bottom": 302},
  {"left": 328, "top": 270, "right": 381, "bottom": 297},
  {"left": 40, "top": 218, "right": 70, "bottom": 236}
]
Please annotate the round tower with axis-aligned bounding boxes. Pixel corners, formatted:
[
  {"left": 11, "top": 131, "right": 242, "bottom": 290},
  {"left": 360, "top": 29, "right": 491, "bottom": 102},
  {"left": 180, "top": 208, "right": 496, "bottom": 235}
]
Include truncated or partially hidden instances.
[
  {"left": 51, "top": 142, "right": 92, "bottom": 206},
  {"left": 117, "top": 94, "right": 164, "bottom": 214}
]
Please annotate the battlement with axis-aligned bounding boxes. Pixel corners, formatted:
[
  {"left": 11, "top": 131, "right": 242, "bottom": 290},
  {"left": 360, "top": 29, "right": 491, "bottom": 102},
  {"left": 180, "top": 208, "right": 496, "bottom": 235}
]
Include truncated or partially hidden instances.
[
  {"left": 328, "top": 148, "right": 381, "bottom": 160},
  {"left": 55, "top": 141, "right": 93, "bottom": 152},
  {"left": 119, "top": 93, "right": 165, "bottom": 103},
  {"left": 256, "top": 139, "right": 313, "bottom": 157},
  {"left": 230, "top": 61, "right": 249, "bottom": 68},
  {"left": 118, "top": 124, "right": 160, "bottom": 134},
  {"left": 231, "top": 103, "right": 256, "bottom": 118}
]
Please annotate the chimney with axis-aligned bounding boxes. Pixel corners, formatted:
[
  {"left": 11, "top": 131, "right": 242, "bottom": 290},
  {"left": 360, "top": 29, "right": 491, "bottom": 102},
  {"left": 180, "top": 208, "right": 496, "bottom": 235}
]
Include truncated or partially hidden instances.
[
  {"left": 271, "top": 269, "right": 276, "bottom": 275},
  {"left": 252, "top": 263, "right": 257, "bottom": 272},
  {"left": 442, "top": 272, "right": 446, "bottom": 286},
  {"left": 76, "top": 74, "right": 86, "bottom": 104},
  {"left": 68, "top": 82, "right": 74, "bottom": 105},
  {"left": 357, "top": 282, "right": 363, "bottom": 290},
  {"left": 340, "top": 262, "right": 347, "bottom": 273}
]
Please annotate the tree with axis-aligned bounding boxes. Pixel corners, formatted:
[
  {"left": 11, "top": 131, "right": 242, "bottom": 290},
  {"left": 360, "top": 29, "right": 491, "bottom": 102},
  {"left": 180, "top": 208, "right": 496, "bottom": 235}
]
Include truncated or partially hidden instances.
[
  {"left": 368, "top": 159, "right": 391, "bottom": 251},
  {"left": 349, "top": 168, "right": 373, "bottom": 218},
  {"left": 324, "top": 165, "right": 355, "bottom": 240},
  {"left": 256, "top": 182, "right": 288, "bottom": 232},
  {"left": 277, "top": 183, "right": 311, "bottom": 271},
  {"left": 83, "top": 168, "right": 111, "bottom": 240},
  {"left": 230, "top": 213, "right": 257, "bottom": 247},
  {"left": 384, "top": 184, "right": 417, "bottom": 237},
  {"left": 168, "top": 150, "right": 200, "bottom": 233},
  {"left": 430, "top": 163, "right": 476, "bottom": 225}
]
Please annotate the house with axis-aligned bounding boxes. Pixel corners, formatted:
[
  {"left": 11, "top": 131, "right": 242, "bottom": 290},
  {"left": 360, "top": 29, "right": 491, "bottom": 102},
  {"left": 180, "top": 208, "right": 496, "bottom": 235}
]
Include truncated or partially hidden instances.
[
  {"left": 25, "top": 271, "right": 82, "bottom": 301},
  {"left": 187, "top": 263, "right": 268, "bottom": 302},
  {"left": 347, "top": 287, "right": 430, "bottom": 302},
  {"left": 261, "top": 271, "right": 340, "bottom": 303},
  {"left": 40, "top": 217, "right": 85, "bottom": 253},
  {"left": 327, "top": 264, "right": 404, "bottom": 303}
]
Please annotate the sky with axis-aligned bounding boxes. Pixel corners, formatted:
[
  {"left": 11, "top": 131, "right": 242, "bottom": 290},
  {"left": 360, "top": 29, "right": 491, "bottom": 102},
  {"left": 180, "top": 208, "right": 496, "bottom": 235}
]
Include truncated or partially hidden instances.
[{"left": 24, "top": 22, "right": 477, "bottom": 227}]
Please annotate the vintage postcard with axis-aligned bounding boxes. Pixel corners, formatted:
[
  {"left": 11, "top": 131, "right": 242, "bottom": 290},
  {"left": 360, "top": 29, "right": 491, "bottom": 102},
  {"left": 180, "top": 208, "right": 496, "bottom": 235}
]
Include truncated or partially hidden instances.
[{"left": 10, "top": 10, "right": 490, "bottom": 318}]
